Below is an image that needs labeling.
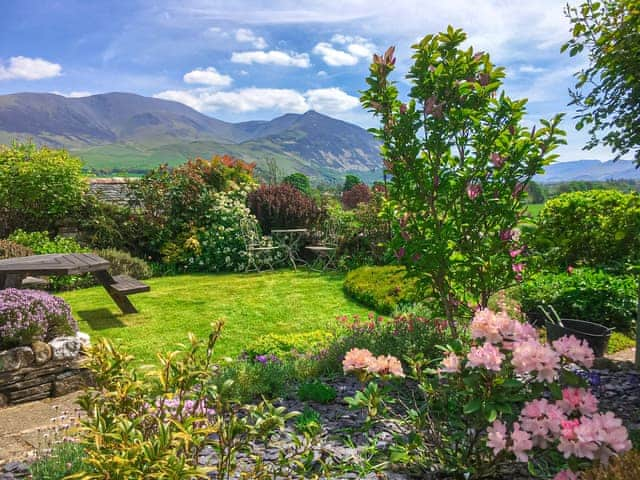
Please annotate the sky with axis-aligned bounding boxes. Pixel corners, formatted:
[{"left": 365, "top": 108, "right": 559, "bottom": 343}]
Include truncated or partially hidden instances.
[{"left": 0, "top": 0, "right": 623, "bottom": 161}]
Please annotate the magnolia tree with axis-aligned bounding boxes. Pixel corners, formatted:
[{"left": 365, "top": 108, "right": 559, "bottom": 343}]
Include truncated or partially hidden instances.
[{"left": 361, "top": 27, "right": 566, "bottom": 333}]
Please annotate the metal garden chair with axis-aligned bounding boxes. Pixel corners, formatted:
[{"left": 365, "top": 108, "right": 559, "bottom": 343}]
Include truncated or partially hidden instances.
[{"left": 240, "top": 219, "right": 280, "bottom": 272}]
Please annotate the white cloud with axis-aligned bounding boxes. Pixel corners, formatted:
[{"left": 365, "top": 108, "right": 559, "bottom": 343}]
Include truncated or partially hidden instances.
[
  {"left": 312, "top": 35, "right": 375, "bottom": 66},
  {"left": 519, "top": 65, "right": 547, "bottom": 74},
  {"left": 0, "top": 56, "right": 62, "bottom": 81},
  {"left": 235, "top": 28, "right": 267, "bottom": 49},
  {"left": 53, "top": 90, "right": 92, "bottom": 98},
  {"left": 183, "top": 67, "right": 233, "bottom": 87},
  {"left": 231, "top": 50, "right": 310, "bottom": 67},
  {"left": 154, "top": 85, "right": 360, "bottom": 116},
  {"left": 305, "top": 88, "right": 360, "bottom": 114},
  {"left": 312, "top": 42, "right": 358, "bottom": 67}
]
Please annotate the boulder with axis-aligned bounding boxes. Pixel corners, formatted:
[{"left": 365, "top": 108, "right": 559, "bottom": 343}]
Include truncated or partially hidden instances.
[
  {"left": 48, "top": 337, "right": 82, "bottom": 361},
  {"left": 31, "top": 341, "right": 53, "bottom": 365},
  {"left": 76, "top": 331, "right": 91, "bottom": 348},
  {"left": 0, "top": 347, "right": 34, "bottom": 372}
]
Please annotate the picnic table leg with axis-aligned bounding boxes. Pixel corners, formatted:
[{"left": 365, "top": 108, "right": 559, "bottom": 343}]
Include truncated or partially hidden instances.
[
  {"left": 92, "top": 270, "right": 138, "bottom": 314},
  {"left": 0, "top": 273, "right": 25, "bottom": 289}
]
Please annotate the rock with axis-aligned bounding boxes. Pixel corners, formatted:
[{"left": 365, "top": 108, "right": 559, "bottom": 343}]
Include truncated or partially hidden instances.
[
  {"left": 53, "top": 369, "right": 91, "bottom": 396},
  {"left": 48, "top": 336, "right": 82, "bottom": 360},
  {"left": 31, "top": 341, "right": 52, "bottom": 365},
  {"left": 76, "top": 331, "right": 91, "bottom": 348},
  {"left": 0, "top": 347, "right": 34, "bottom": 372}
]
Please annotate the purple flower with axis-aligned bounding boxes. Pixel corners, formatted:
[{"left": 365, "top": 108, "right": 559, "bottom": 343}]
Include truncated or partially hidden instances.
[
  {"left": 255, "top": 355, "right": 268, "bottom": 364},
  {"left": 490, "top": 153, "right": 506, "bottom": 168},
  {"left": 500, "top": 229, "right": 513, "bottom": 242},
  {"left": 466, "top": 182, "right": 482, "bottom": 200},
  {"left": 395, "top": 247, "right": 406, "bottom": 260}
]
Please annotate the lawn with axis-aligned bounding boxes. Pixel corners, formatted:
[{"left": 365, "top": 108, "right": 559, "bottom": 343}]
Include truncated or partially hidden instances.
[
  {"left": 60, "top": 270, "right": 373, "bottom": 363},
  {"left": 526, "top": 203, "right": 545, "bottom": 217}
]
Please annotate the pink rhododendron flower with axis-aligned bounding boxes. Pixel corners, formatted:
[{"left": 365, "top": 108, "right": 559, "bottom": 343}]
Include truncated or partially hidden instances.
[
  {"left": 511, "top": 339, "right": 560, "bottom": 383},
  {"left": 552, "top": 335, "right": 595, "bottom": 368},
  {"left": 486, "top": 420, "right": 508, "bottom": 454},
  {"left": 510, "top": 422, "right": 533, "bottom": 462},
  {"left": 470, "top": 309, "right": 502, "bottom": 343},
  {"left": 520, "top": 398, "right": 566, "bottom": 447},
  {"left": 467, "top": 342, "right": 504, "bottom": 371},
  {"left": 367, "top": 354, "right": 405, "bottom": 377},
  {"left": 553, "top": 470, "right": 578, "bottom": 480},
  {"left": 558, "top": 412, "right": 631, "bottom": 463},
  {"left": 466, "top": 182, "right": 482, "bottom": 200},
  {"left": 557, "top": 387, "right": 599, "bottom": 416},
  {"left": 470, "top": 309, "right": 538, "bottom": 346},
  {"left": 439, "top": 352, "right": 461, "bottom": 373},
  {"left": 343, "top": 348, "right": 375, "bottom": 373}
]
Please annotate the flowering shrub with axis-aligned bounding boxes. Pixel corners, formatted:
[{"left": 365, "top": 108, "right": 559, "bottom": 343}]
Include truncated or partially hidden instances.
[
  {"left": 344, "top": 308, "right": 631, "bottom": 478},
  {"left": 361, "top": 28, "right": 566, "bottom": 332},
  {"left": 0, "top": 289, "right": 77, "bottom": 350},
  {"left": 248, "top": 183, "right": 322, "bottom": 234},
  {"left": 341, "top": 183, "right": 372, "bottom": 210},
  {"left": 160, "top": 188, "right": 281, "bottom": 272}
]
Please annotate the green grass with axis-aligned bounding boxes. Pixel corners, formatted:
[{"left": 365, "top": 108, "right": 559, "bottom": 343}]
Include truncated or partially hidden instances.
[
  {"left": 60, "top": 270, "right": 373, "bottom": 364},
  {"left": 526, "top": 203, "right": 545, "bottom": 217}
]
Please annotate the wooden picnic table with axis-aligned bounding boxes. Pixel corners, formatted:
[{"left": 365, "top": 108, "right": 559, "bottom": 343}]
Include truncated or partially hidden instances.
[{"left": 0, "top": 253, "right": 149, "bottom": 314}]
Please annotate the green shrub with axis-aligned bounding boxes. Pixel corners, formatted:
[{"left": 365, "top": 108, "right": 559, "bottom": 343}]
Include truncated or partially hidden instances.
[
  {"left": 608, "top": 331, "right": 636, "bottom": 354},
  {"left": 75, "top": 194, "right": 137, "bottom": 252},
  {"left": 530, "top": 190, "right": 640, "bottom": 271},
  {"left": 96, "top": 249, "right": 152, "bottom": 280},
  {"left": 245, "top": 330, "right": 333, "bottom": 359},
  {"left": 295, "top": 406, "right": 322, "bottom": 437},
  {"left": 8, "top": 230, "right": 88, "bottom": 255},
  {"left": 30, "top": 442, "right": 86, "bottom": 480},
  {"left": 0, "top": 142, "right": 87, "bottom": 237},
  {"left": 520, "top": 269, "right": 637, "bottom": 332},
  {"left": 297, "top": 380, "right": 337, "bottom": 404},
  {"left": 0, "top": 239, "right": 33, "bottom": 259},
  {"left": 8, "top": 230, "right": 90, "bottom": 290},
  {"left": 344, "top": 265, "right": 418, "bottom": 314}
]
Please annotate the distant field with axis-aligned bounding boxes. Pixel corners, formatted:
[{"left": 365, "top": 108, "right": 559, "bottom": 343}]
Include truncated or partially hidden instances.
[{"left": 527, "top": 203, "right": 544, "bottom": 217}]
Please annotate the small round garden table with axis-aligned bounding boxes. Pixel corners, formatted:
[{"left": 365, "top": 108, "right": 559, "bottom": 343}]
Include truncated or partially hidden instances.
[{"left": 271, "top": 228, "right": 308, "bottom": 270}]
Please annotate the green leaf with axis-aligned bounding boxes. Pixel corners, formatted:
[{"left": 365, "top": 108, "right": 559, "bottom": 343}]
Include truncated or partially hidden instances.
[{"left": 463, "top": 398, "right": 483, "bottom": 414}]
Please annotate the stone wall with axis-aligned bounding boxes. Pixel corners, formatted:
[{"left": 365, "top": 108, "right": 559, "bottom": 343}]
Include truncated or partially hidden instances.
[{"left": 0, "top": 336, "right": 93, "bottom": 407}]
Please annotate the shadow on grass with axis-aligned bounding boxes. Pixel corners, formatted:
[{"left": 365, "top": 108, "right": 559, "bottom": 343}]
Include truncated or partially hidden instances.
[{"left": 77, "top": 308, "right": 125, "bottom": 330}]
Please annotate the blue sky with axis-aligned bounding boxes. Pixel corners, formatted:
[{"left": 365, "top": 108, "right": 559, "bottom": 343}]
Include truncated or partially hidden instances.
[{"left": 0, "top": 0, "right": 622, "bottom": 161}]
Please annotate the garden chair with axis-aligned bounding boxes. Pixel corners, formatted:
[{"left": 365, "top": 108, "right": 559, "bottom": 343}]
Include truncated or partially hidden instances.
[
  {"left": 240, "top": 219, "right": 280, "bottom": 272},
  {"left": 305, "top": 218, "right": 340, "bottom": 271}
]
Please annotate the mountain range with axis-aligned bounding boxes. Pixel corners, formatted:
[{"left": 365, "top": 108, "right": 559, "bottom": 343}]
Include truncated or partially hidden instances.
[
  {"left": 0, "top": 91, "right": 638, "bottom": 184},
  {"left": 0, "top": 92, "right": 381, "bottom": 182}
]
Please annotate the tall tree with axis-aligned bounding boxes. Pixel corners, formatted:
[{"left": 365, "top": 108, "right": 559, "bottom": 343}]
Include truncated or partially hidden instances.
[{"left": 563, "top": 0, "right": 640, "bottom": 165}]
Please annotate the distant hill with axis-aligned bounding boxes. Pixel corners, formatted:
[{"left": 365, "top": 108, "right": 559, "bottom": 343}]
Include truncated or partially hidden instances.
[
  {"left": 535, "top": 160, "right": 640, "bottom": 183},
  {"left": 0, "top": 92, "right": 381, "bottom": 182}
]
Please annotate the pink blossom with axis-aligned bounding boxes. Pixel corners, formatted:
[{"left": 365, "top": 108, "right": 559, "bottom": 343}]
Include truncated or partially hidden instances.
[
  {"left": 367, "top": 354, "right": 405, "bottom": 377},
  {"left": 520, "top": 399, "right": 566, "bottom": 447},
  {"left": 466, "top": 182, "right": 482, "bottom": 200},
  {"left": 486, "top": 420, "right": 508, "bottom": 454},
  {"left": 439, "top": 352, "right": 461, "bottom": 373},
  {"left": 491, "top": 152, "right": 506, "bottom": 168},
  {"left": 509, "top": 247, "right": 524, "bottom": 258},
  {"left": 567, "top": 265, "right": 574, "bottom": 275},
  {"left": 510, "top": 422, "right": 533, "bottom": 462},
  {"left": 511, "top": 339, "right": 560, "bottom": 383},
  {"left": 500, "top": 229, "right": 513, "bottom": 241},
  {"left": 557, "top": 387, "right": 599, "bottom": 416},
  {"left": 399, "top": 103, "right": 407, "bottom": 114},
  {"left": 470, "top": 309, "right": 502, "bottom": 343},
  {"left": 553, "top": 470, "right": 578, "bottom": 480},
  {"left": 515, "top": 273, "right": 523, "bottom": 282},
  {"left": 467, "top": 342, "right": 505, "bottom": 371},
  {"left": 343, "top": 348, "right": 375, "bottom": 373},
  {"left": 552, "top": 335, "right": 595, "bottom": 369},
  {"left": 512, "top": 263, "right": 524, "bottom": 273},
  {"left": 395, "top": 247, "right": 405, "bottom": 260}
]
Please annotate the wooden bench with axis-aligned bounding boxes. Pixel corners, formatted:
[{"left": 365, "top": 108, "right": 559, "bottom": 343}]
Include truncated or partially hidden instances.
[{"left": 110, "top": 275, "right": 151, "bottom": 295}]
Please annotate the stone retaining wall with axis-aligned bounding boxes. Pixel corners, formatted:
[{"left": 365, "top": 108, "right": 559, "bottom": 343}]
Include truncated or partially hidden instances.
[{"left": 0, "top": 336, "right": 93, "bottom": 407}]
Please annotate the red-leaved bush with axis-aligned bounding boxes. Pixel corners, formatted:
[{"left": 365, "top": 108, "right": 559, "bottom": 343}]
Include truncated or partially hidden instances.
[
  {"left": 342, "top": 183, "right": 372, "bottom": 210},
  {"left": 248, "top": 183, "right": 322, "bottom": 233}
]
